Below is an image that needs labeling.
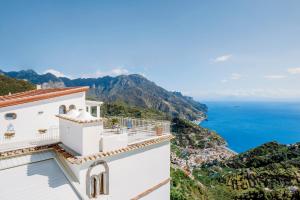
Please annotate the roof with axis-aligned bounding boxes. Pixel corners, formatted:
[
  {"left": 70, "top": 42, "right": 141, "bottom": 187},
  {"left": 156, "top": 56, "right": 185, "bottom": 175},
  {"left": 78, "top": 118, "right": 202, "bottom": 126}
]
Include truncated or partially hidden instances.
[
  {"left": 0, "top": 134, "right": 175, "bottom": 165},
  {"left": 0, "top": 87, "right": 89, "bottom": 108},
  {"left": 0, "top": 151, "right": 81, "bottom": 200},
  {"left": 57, "top": 109, "right": 100, "bottom": 124},
  {"left": 86, "top": 100, "right": 103, "bottom": 106}
]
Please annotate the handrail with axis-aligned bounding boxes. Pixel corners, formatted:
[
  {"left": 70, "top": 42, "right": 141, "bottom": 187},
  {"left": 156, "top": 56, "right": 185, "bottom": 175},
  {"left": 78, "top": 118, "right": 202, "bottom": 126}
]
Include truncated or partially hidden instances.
[{"left": 0, "top": 127, "right": 60, "bottom": 152}]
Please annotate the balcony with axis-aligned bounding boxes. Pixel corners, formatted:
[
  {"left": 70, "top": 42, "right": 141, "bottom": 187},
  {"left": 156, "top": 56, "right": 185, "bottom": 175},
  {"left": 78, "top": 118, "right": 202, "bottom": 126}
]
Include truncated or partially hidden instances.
[
  {"left": 102, "top": 117, "right": 171, "bottom": 145},
  {"left": 0, "top": 117, "right": 171, "bottom": 153},
  {"left": 0, "top": 127, "right": 59, "bottom": 152}
]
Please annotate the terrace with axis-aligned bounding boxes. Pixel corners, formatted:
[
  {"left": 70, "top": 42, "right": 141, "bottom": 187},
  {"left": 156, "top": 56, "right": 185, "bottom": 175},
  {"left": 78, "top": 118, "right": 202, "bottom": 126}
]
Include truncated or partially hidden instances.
[
  {"left": 0, "top": 117, "right": 171, "bottom": 153},
  {"left": 103, "top": 117, "right": 171, "bottom": 144}
]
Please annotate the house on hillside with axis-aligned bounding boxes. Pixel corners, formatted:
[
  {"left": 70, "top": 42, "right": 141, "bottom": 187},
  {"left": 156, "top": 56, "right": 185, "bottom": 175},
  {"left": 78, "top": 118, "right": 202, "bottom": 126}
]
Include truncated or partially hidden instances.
[{"left": 0, "top": 87, "right": 173, "bottom": 200}]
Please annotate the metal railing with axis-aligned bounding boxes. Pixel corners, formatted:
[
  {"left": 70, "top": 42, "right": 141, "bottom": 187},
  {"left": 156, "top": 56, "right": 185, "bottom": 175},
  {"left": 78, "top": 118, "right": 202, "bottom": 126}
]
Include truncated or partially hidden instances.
[
  {"left": 0, "top": 127, "right": 60, "bottom": 152},
  {"left": 102, "top": 117, "right": 170, "bottom": 143}
]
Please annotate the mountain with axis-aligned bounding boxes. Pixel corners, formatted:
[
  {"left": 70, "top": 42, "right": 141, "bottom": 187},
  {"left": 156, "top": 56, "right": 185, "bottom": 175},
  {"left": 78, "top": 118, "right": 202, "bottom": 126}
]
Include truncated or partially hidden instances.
[
  {"left": 0, "top": 69, "right": 207, "bottom": 120},
  {"left": 1, "top": 69, "right": 62, "bottom": 84},
  {"left": 0, "top": 74, "right": 35, "bottom": 95}
]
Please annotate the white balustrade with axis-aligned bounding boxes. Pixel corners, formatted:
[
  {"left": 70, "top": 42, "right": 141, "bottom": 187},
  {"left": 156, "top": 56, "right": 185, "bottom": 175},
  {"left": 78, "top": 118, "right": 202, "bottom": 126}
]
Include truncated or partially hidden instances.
[
  {"left": 0, "top": 127, "right": 60, "bottom": 152},
  {"left": 103, "top": 117, "right": 171, "bottom": 144}
]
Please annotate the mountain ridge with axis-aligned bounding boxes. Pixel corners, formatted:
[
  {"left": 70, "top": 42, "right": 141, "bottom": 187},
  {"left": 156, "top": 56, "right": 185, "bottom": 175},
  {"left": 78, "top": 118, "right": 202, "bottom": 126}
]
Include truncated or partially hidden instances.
[
  {"left": 0, "top": 74, "right": 36, "bottom": 95},
  {"left": 0, "top": 69, "right": 207, "bottom": 120}
]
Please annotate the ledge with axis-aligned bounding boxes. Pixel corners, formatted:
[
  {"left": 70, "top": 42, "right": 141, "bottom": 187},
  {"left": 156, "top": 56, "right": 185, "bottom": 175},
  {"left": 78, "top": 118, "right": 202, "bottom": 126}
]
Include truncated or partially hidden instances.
[
  {"left": 0, "top": 134, "right": 175, "bottom": 165},
  {"left": 56, "top": 114, "right": 102, "bottom": 124},
  {"left": 131, "top": 178, "right": 171, "bottom": 200}
]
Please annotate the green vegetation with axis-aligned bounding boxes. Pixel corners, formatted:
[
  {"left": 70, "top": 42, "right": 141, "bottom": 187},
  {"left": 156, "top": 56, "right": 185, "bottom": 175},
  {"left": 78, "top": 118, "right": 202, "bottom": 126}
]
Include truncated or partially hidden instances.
[
  {"left": 171, "top": 117, "right": 226, "bottom": 149},
  {"left": 0, "top": 74, "right": 35, "bottom": 95},
  {"left": 101, "top": 101, "right": 168, "bottom": 120},
  {"left": 171, "top": 167, "right": 208, "bottom": 200},
  {"left": 191, "top": 142, "right": 300, "bottom": 200}
]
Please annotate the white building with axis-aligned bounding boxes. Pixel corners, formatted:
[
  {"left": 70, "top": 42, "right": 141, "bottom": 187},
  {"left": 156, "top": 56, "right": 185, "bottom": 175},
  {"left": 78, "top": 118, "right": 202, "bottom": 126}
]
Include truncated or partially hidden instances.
[{"left": 0, "top": 87, "right": 173, "bottom": 200}]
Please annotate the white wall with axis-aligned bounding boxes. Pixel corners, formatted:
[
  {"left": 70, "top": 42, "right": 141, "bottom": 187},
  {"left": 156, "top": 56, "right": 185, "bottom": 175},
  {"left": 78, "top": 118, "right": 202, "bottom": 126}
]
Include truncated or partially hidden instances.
[
  {"left": 60, "top": 119, "right": 102, "bottom": 156},
  {"left": 141, "top": 182, "right": 170, "bottom": 200},
  {"left": 82, "top": 123, "right": 102, "bottom": 155},
  {"left": 69, "top": 141, "right": 170, "bottom": 200},
  {"left": 0, "top": 92, "right": 85, "bottom": 143},
  {"left": 107, "top": 142, "right": 170, "bottom": 200},
  {"left": 59, "top": 119, "right": 83, "bottom": 155}
]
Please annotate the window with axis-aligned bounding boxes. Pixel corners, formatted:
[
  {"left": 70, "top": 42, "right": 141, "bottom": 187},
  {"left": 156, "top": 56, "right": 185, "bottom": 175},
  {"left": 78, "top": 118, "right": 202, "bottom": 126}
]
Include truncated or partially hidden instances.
[
  {"left": 69, "top": 105, "right": 76, "bottom": 110},
  {"left": 5, "top": 113, "right": 17, "bottom": 120},
  {"left": 91, "top": 106, "right": 97, "bottom": 117},
  {"left": 87, "top": 161, "right": 109, "bottom": 198},
  {"left": 91, "top": 173, "right": 105, "bottom": 197},
  {"left": 59, "top": 105, "right": 67, "bottom": 114},
  {"left": 99, "top": 173, "right": 105, "bottom": 194}
]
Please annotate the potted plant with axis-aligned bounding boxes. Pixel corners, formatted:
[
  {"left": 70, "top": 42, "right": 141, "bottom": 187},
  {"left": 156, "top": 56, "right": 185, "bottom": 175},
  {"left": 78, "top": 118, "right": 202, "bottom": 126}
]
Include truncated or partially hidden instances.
[
  {"left": 5, "top": 124, "right": 15, "bottom": 139},
  {"left": 4, "top": 131, "right": 15, "bottom": 139},
  {"left": 155, "top": 124, "right": 163, "bottom": 136},
  {"left": 38, "top": 129, "right": 47, "bottom": 134},
  {"left": 111, "top": 118, "right": 119, "bottom": 128}
]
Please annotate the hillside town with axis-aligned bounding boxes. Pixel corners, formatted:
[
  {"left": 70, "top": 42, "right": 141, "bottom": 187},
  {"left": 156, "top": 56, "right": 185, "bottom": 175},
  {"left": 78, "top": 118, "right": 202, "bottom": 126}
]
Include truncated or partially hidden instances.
[{"left": 171, "top": 145, "right": 236, "bottom": 172}]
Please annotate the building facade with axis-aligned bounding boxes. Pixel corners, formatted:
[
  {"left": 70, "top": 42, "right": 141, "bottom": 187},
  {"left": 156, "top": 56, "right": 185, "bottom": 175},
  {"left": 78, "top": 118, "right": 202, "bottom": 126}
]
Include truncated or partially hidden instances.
[{"left": 0, "top": 87, "right": 173, "bottom": 200}]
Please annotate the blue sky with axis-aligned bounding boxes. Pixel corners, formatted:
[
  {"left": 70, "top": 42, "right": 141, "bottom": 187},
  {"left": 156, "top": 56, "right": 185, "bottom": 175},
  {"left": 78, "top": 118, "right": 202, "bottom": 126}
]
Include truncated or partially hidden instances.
[{"left": 1, "top": 0, "right": 300, "bottom": 101}]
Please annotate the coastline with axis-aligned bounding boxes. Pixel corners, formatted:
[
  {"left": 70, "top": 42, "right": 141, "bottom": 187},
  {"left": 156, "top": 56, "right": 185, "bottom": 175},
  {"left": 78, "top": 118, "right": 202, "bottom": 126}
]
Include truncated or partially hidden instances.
[
  {"left": 222, "top": 145, "right": 238, "bottom": 155},
  {"left": 199, "top": 101, "right": 300, "bottom": 153},
  {"left": 196, "top": 114, "right": 238, "bottom": 155}
]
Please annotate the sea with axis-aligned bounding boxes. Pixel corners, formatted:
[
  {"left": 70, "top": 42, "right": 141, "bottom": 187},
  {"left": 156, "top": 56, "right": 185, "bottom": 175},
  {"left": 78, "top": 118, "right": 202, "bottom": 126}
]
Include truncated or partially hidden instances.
[{"left": 200, "top": 102, "right": 300, "bottom": 153}]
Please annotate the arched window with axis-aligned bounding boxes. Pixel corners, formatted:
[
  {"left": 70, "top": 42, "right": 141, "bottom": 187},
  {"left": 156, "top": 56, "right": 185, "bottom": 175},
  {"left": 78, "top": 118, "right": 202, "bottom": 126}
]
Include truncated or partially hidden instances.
[
  {"left": 59, "top": 105, "right": 67, "bottom": 114},
  {"left": 5, "top": 113, "right": 17, "bottom": 120},
  {"left": 69, "top": 105, "right": 76, "bottom": 110},
  {"left": 86, "top": 160, "right": 109, "bottom": 198}
]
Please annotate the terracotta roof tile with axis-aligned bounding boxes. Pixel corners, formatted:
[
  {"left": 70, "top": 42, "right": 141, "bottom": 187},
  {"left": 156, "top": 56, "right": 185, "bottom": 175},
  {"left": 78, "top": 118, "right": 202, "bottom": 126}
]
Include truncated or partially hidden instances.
[
  {"left": 0, "top": 134, "right": 175, "bottom": 164},
  {"left": 0, "top": 87, "right": 89, "bottom": 108}
]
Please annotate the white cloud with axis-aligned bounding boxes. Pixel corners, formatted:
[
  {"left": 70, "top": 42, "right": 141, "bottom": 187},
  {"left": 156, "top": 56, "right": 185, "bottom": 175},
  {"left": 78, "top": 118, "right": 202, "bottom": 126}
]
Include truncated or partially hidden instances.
[
  {"left": 44, "top": 69, "right": 70, "bottom": 78},
  {"left": 288, "top": 68, "right": 300, "bottom": 74},
  {"left": 81, "top": 67, "right": 129, "bottom": 78},
  {"left": 230, "top": 73, "right": 242, "bottom": 80},
  {"left": 221, "top": 79, "right": 228, "bottom": 83},
  {"left": 264, "top": 75, "right": 286, "bottom": 79},
  {"left": 213, "top": 54, "right": 232, "bottom": 63}
]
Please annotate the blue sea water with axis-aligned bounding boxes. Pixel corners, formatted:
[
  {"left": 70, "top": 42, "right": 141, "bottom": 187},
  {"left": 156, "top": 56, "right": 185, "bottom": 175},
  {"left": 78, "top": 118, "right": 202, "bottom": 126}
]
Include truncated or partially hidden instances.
[{"left": 200, "top": 102, "right": 300, "bottom": 153}]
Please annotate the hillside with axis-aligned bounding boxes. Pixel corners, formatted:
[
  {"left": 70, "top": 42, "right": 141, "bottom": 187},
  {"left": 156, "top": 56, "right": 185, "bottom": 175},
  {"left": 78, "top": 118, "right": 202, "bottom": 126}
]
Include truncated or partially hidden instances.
[
  {"left": 0, "top": 74, "right": 35, "bottom": 95},
  {"left": 1, "top": 69, "right": 207, "bottom": 120},
  {"left": 172, "top": 117, "right": 226, "bottom": 149},
  {"left": 192, "top": 142, "right": 300, "bottom": 200},
  {"left": 171, "top": 167, "right": 208, "bottom": 200},
  {"left": 99, "top": 102, "right": 231, "bottom": 200}
]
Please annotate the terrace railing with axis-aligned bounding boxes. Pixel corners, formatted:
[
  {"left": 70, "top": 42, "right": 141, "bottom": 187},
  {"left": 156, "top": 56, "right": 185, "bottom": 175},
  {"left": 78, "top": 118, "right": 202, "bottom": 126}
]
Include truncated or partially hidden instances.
[
  {"left": 0, "top": 126, "right": 60, "bottom": 152},
  {"left": 102, "top": 117, "right": 171, "bottom": 143}
]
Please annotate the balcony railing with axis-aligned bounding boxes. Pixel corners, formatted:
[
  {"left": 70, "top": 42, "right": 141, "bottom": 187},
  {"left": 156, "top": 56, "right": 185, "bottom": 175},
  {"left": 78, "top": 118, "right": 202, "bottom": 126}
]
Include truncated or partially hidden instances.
[
  {"left": 0, "top": 117, "right": 171, "bottom": 152},
  {"left": 0, "top": 127, "right": 59, "bottom": 152},
  {"left": 103, "top": 117, "right": 171, "bottom": 144}
]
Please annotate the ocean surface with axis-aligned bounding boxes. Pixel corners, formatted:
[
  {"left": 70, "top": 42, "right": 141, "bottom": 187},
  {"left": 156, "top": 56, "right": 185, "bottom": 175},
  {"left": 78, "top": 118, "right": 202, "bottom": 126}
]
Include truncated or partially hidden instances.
[{"left": 200, "top": 102, "right": 300, "bottom": 153}]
